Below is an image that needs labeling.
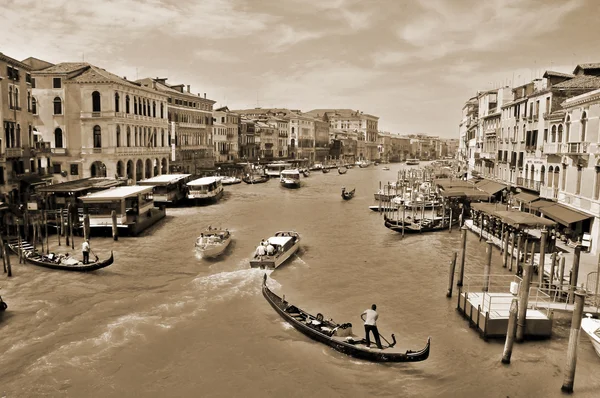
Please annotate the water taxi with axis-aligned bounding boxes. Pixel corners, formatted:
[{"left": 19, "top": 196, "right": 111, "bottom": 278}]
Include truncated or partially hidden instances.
[
  {"left": 195, "top": 227, "right": 232, "bottom": 258},
  {"left": 187, "top": 177, "right": 224, "bottom": 203},
  {"left": 220, "top": 176, "right": 242, "bottom": 185},
  {"left": 280, "top": 169, "right": 301, "bottom": 189},
  {"left": 250, "top": 231, "right": 301, "bottom": 269},
  {"left": 138, "top": 174, "right": 192, "bottom": 205},
  {"left": 406, "top": 159, "right": 420, "bottom": 165},
  {"left": 581, "top": 315, "right": 600, "bottom": 358},
  {"left": 266, "top": 162, "right": 294, "bottom": 177}
]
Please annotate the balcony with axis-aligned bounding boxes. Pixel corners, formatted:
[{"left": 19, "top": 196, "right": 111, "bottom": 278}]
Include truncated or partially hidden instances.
[
  {"left": 6, "top": 147, "right": 24, "bottom": 158},
  {"left": 539, "top": 185, "right": 558, "bottom": 200},
  {"left": 516, "top": 177, "right": 541, "bottom": 192},
  {"left": 543, "top": 142, "right": 564, "bottom": 154},
  {"left": 115, "top": 146, "right": 171, "bottom": 155},
  {"left": 480, "top": 152, "right": 496, "bottom": 160},
  {"left": 565, "top": 142, "right": 590, "bottom": 154},
  {"left": 34, "top": 141, "right": 52, "bottom": 154}
]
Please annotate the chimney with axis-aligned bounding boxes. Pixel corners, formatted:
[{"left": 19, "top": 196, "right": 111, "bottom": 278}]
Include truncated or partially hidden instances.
[
  {"left": 204, "top": 93, "right": 206, "bottom": 99},
  {"left": 123, "top": 76, "right": 127, "bottom": 80},
  {"left": 187, "top": 85, "right": 190, "bottom": 93}
]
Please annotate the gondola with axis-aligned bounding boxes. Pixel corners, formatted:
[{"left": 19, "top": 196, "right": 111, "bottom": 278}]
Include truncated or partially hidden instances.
[
  {"left": 7, "top": 239, "right": 114, "bottom": 272},
  {"left": 341, "top": 187, "right": 355, "bottom": 200},
  {"left": 322, "top": 168, "right": 330, "bottom": 174},
  {"left": 338, "top": 166, "right": 347, "bottom": 175},
  {"left": 262, "top": 274, "right": 430, "bottom": 363},
  {"left": 0, "top": 295, "right": 7, "bottom": 312},
  {"left": 302, "top": 169, "right": 311, "bottom": 177},
  {"left": 383, "top": 214, "right": 458, "bottom": 234}
]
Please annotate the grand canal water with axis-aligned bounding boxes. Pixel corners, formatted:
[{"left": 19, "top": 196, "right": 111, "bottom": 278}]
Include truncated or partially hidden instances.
[{"left": 1, "top": 164, "right": 599, "bottom": 397}]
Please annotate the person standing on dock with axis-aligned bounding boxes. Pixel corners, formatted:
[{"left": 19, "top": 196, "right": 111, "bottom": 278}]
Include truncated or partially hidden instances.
[
  {"left": 361, "top": 304, "right": 383, "bottom": 349},
  {"left": 82, "top": 239, "right": 90, "bottom": 264}
]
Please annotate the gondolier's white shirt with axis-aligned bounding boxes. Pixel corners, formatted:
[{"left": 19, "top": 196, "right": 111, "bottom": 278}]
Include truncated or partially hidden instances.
[
  {"left": 82, "top": 241, "right": 90, "bottom": 253},
  {"left": 363, "top": 309, "right": 378, "bottom": 326}
]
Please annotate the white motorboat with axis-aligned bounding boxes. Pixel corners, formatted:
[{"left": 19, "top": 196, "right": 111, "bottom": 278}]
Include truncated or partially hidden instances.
[
  {"left": 195, "top": 228, "right": 232, "bottom": 258},
  {"left": 382, "top": 167, "right": 390, "bottom": 171},
  {"left": 280, "top": 169, "right": 301, "bottom": 189},
  {"left": 250, "top": 231, "right": 301, "bottom": 269},
  {"left": 221, "top": 176, "right": 242, "bottom": 185},
  {"left": 406, "top": 159, "right": 420, "bottom": 165},
  {"left": 187, "top": 177, "right": 224, "bottom": 203},
  {"left": 581, "top": 315, "right": 600, "bottom": 358}
]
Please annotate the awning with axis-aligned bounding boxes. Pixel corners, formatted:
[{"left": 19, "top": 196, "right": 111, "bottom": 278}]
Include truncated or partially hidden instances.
[
  {"left": 514, "top": 192, "right": 540, "bottom": 203},
  {"left": 494, "top": 210, "right": 556, "bottom": 228},
  {"left": 439, "top": 188, "right": 491, "bottom": 200},
  {"left": 477, "top": 180, "right": 507, "bottom": 195},
  {"left": 528, "top": 199, "right": 556, "bottom": 210},
  {"left": 541, "top": 204, "right": 592, "bottom": 226}
]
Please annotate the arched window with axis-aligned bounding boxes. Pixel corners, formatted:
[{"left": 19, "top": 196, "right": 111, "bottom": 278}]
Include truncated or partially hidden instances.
[
  {"left": 153, "top": 128, "right": 157, "bottom": 147},
  {"left": 126, "top": 126, "right": 131, "bottom": 147},
  {"left": 93, "top": 125, "right": 102, "bottom": 148},
  {"left": 14, "top": 87, "right": 19, "bottom": 108},
  {"left": 558, "top": 124, "right": 563, "bottom": 143},
  {"left": 32, "top": 97, "right": 37, "bottom": 114},
  {"left": 16, "top": 124, "right": 21, "bottom": 147},
  {"left": 581, "top": 111, "right": 587, "bottom": 142},
  {"left": 565, "top": 115, "right": 571, "bottom": 142},
  {"left": 160, "top": 103, "right": 164, "bottom": 118},
  {"left": 53, "top": 97, "right": 62, "bottom": 115},
  {"left": 126, "top": 95, "right": 130, "bottom": 113},
  {"left": 551, "top": 125, "right": 556, "bottom": 142},
  {"left": 134, "top": 126, "right": 138, "bottom": 146},
  {"left": 595, "top": 165, "right": 600, "bottom": 200},
  {"left": 153, "top": 101, "right": 156, "bottom": 118},
  {"left": 115, "top": 92, "right": 120, "bottom": 112},
  {"left": 92, "top": 91, "right": 101, "bottom": 112},
  {"left": 116, "top": 125, "right": 121, "bottom": 147},
  {"left": 8, "top": 86, "right": 13, "bottom": 108},
  {"left": 553, "top": 166, "right": 560, "bottom": 188},
  {"left": 142, "top": 99, "right": 147, "bottom": 116},
  {"left": 161, "top": 129, "right": 165, "bottom": 147},
  {"left": 54, "top": 128, "right": 63, "bottom": 148},
  {"left": 134, "top": 97, "right": 138, "bottom": 114},
  {"left": 27, "top": 92, "right": 31, "bottom": 112}
]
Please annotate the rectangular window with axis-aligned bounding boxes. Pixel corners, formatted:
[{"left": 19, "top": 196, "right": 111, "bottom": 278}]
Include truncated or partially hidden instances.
[
  {"left": 52, "top": 163, "right": 62, "bottom": 174},
  {"left": 53, "top": 77, "right": 62, "bottom": 88},
  {"left": 31, "top": 77, "right": 36, "bottom": 88},
  {"left": 70, "top": 164, "right": 79, "bottom": 176},
  {"left": 26, "top": 73, "right": 31, "bottom": 84}
]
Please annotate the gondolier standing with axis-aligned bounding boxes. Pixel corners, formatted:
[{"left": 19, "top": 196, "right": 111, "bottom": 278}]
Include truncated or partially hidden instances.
[
  {"left": 361, "top": 304, "right": 383, "bottom": 349},
  {"left": 82, "top": 239, "right": 90, "bottom": 264}
]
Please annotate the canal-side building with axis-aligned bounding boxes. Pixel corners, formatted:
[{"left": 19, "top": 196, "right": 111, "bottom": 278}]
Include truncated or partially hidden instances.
[
  {"left": 31, "top": 63, "right": 170, "bottom": 184},
  {"left": 212, "top": 106, "right": 239, "bottom": 163},
  {"left": 239, "top": 117, "right": 257, "bottom": 161},
  {"left": 269, "top": 117, "right": 289, "bottom": 159},
  {"left": 255, "top": 121, "right": 277, "bottom": 160},
  {"left": 1, "top": 52, "right": 52, "bottom": 203},
  {"left": 313, "top": 117, "right": 330, "bottom": 162},
  {"left": 137, "top": 78, "right": 216, "bottom": 174}
]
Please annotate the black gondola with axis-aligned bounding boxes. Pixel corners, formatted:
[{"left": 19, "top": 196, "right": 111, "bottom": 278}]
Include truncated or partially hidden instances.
[
  {"left": 322, "top": 168, "right": 330, "bottom": 174},
  {"left": 341, "top": 187, "right": 355, "bottom": 200},
  {"left": 262, "top": 274, "right": 430, "bottom": 363},
  {"left": 242, "top": 174, "right": 269, "bottom": 184},
  {"left": 7, "top": 239, "right": 114, "bottom": 272},
  {"left": 302, "top": 170, "right": 311, "bottom": 177},
  {"left": 383, "top": 214, "right": 458, "bottom": 234},
  {"left": 338, "top": 167, "right": 347, "bottom": 175},
  {"left": 0, "top": 295, "right": 7, "bottom": 312}
]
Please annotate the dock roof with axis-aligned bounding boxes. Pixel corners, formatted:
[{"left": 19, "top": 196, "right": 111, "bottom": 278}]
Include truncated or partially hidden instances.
[
  {"left": 36, "top": 178, "right": 124, "bottom": 193},
  {"left": 187, "top": 176, "right": 222, "bottom": 186},
  {"left": 139, "top": 174, "right": 191, "bottom": 185},
  {"left": 80, "top": 185, "right": 153, "bottom": 201}
]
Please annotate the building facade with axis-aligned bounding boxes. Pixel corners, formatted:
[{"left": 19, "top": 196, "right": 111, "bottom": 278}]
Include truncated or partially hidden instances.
[
  {"left": 213, "top": 106, "right": 239, "bottom": 163},
  {"left": 138, "top": 78, "right": 215, "bottom": 174}
]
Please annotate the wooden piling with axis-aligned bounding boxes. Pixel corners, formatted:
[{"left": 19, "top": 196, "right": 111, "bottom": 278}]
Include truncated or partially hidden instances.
[
  {"left": 514, "top": 233, "right": 522, "bottom": 273},
  {"left": 69, "top": 211, "right": 75, "bottom": 250},
  {"left": 83, "top": 214, "right": 90, "bottom": 241},
  {"left": 449, "top": 208, "right": 453, "bottom": 233},
  {"left": 538, "top": 229, "right": 547, "bottom": 287},
  {"left": 502, "top": 229, "right": 510, "bottom": 268},
  {"left": 516, "top": 262, "right": 534, "bottom": 342},
  {"left": 457, "top": 225, "right": 468, "bottom": 287},
  {"left": 446, "top": 252, "right": 457, "bottom": 298},
  {"left": 65, "top": 207, "right": 70, "bottom": 247},
  {"left": 509, "top": 232, "right": 516, "bottom": 271},
  {"left": 3, "top": 243, "right": 11, "bottom": 277},
  {"left": 568, "top": 245, "right": 582, "bottom": 305},
  {"left": 44, "top": 210, "right": 49, "bottom": 254},
  {"left": 501, "top": 298, "right": 519, "bottom": 364},
  {"left": 479, "top": 213, "right": 484, "bottom": 242},
  {"left": 561, "top": 289, "right": 586, "bottom": 393},
  {"left": 559, "top": 255, "right": 566, "bottom": 292},
  {"left": 483, "top": 240, "right": 493, "bottom": 292},
  {"left": 549, "top": 252, "right": 557, "bottom": 288}
]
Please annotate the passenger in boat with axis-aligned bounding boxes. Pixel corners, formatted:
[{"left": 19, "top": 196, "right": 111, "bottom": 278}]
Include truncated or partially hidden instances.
[
  {"left": 255, "top": 244, "right": 266, "bottom": 258},
  {"left": 361, "top": 304, "right": 383, "bottom": 349},
  {"left": 82, "top": 239, "right": 90, "bottom": 265},
  {"left": 266, "top": 243, "right": 275, "bottom": 256}
]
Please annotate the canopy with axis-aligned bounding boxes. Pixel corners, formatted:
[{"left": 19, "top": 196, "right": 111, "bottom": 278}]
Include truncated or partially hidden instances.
[
  {"left": 528, "top": 199, "right": 556, "bottom": 210},
  {"left": 476, "top": 180, "right": 507, "bottom": 195},
  {"left": 513, "top": 192, "right": 540, "bottom": 203},
  {"left": 471, "top": 202, "right": 505, "bottom": 213},
  {"left": 541, "top": 204, "right": 591, "bottom": 226},
  {"left": 493, "top": 210, "right": 556, "bottom": 228},
  {"left": 435, "top": 180, "right": 475, "bottom": 189},
  {"left": 440, "top": 188, "right": 492, "bottom": 200}
]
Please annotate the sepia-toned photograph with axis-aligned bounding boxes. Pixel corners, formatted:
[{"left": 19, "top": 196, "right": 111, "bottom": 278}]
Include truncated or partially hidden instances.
[{"left": 1, "top": 0, "right": 600, "bottom": 396}]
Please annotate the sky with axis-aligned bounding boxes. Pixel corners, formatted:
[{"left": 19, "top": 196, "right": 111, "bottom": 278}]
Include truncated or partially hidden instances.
[{"left": 2, "top": 0, "right": 600, "bottom": 138}]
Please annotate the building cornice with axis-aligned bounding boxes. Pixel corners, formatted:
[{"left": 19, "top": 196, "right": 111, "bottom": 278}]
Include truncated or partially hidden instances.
[{"left": 562, "top": 88, "right": 600, "bottom": 108}]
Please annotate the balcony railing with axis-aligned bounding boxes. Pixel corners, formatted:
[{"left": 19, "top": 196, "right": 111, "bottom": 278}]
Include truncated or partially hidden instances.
[
  {"left": 6, "top": 147, "right": 24, "bottom": 158},
  {"left": 516, "top": 177, "right": 541, "bottom": 192},
  {"left": 539, "top": 185, "right": 559, "bottom": 200},
  {"left": 51, "top": 147, "right": 68, "bottom": 155},
  {"left": 115, "top": 146, "right": 170, "bottom": 155},
  {"left": 34, "top": 141, "right": 52, "bottom": 153},
  {"left": 566, "top": 142, "right": 590, "bottom": 154}
]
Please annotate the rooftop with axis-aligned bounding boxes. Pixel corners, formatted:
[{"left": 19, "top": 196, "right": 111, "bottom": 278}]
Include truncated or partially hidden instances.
[
  {"left": 37, "top": 62, "right": 89, "bottom": 74},
  {"left": 36, "top": 177, "right": 124, "bottom": 193},
  {"left": 552, "top": 75, "right": 600, "bottom": 90},
  {"left": 81, "top": 185, "right": 154, "bottom": 201},
  {"left": 138, "top": 174, "right": 191, "bottom": 185}
]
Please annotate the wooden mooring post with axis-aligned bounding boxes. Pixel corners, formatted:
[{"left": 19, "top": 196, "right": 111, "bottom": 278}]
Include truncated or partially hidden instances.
[
  {"left": 83, "top": 213, "right": 90, "bottom": 241},
  {"left": 501, "top": 298, "right": 519, "bottom": 364},
  {"left": 483, "top": 240, "right": 493, "bottom": 292},
  {"left": 559, "top": 255, "right": 566, "bottom": 293},
  {"left": 514, "top": 233, "right": 523, "bottom": 274},
  {"left": 457, "top": 225, "right": 468, "bottom": 287},
  {"left": 568, "top": 245, "right": 582, "bottom": 305},
  {"left": 502, "top": 229, "right": 510, "bottom": 268},
  {"left": 65, "top": 207, "right": 70, "bottom": 247},
  {"left": 44, "top": 210, "right": 49, "bottom": 254},
  {"left": 516, "top": 262, "right": 534, "bottom": 343},
  {"left": 561, "top": 290, "right": 586, "bottom": 393},
  {"left": 446, "top": 252, "right": 457, "bottom": 298},
  {"left": 538, "top": 228, "right": 547, "bottom": 287},
  {"left": 509, "top": 232, "right": 516, "bottom": 271},
  {"left": 549, "top": 252, "right": 557, "bottom": 288}
]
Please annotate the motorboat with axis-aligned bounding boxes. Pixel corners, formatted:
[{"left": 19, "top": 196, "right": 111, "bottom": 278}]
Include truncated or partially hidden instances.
[
  {"left": 195, "top": 227, "right": 232, "bottom": 258},
  {"left": 406, "top": 159, "right": 420, "bottom": 166},
  {"left": 338, "top": 166, "right": 348, "bottom": 175},
  {"left": 280, "top": 169, "right": 301, "bottom": 189},
  {"left": 341, "top": 187, "right": 355, "bottom": 200},
  {"left": 220, "top": 176, "right": 242, "bottom": 185},
  {"left": 250, "top": 231, "right": 301, "bottom": 269},
  {"left": 266, "top": 162, "right": 294, "bottom": 177},
  {"left": 243, "top": 174, "right": 269, "bottom": 184},
  {"left": 310, "top": 163, "right": 323, "bottom": 171},
  {"left": 187, "top": 176, "right": 224, "bottom": 203},
  {"left": 581, "top": 314, "right": 600, "bottom": 358},
  {"left": 382, "top": 167, "right": 390, "bottom": 171},
  {"left": 302, "top": 169, "right": 311, "bottom": 177}
]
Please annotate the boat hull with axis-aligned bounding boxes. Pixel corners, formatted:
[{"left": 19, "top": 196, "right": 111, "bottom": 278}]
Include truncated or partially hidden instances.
[
  {"left": 196, "top": 236, "right": 232, "bottom": 258},
  {"left": 280, "top": 180, "right": 301, "bottom": 189},
  {"left": 250, "top": 241, "right": 299, "bottom": 269},
  {"left": 383, "top": 215, "right": 458, "bottom": 234},
  {"left": 581, "top": 318, "right": 600, "bottom": 357},
  {"left": 262, "top": 276, "right": 430, "bottom": 363}
]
